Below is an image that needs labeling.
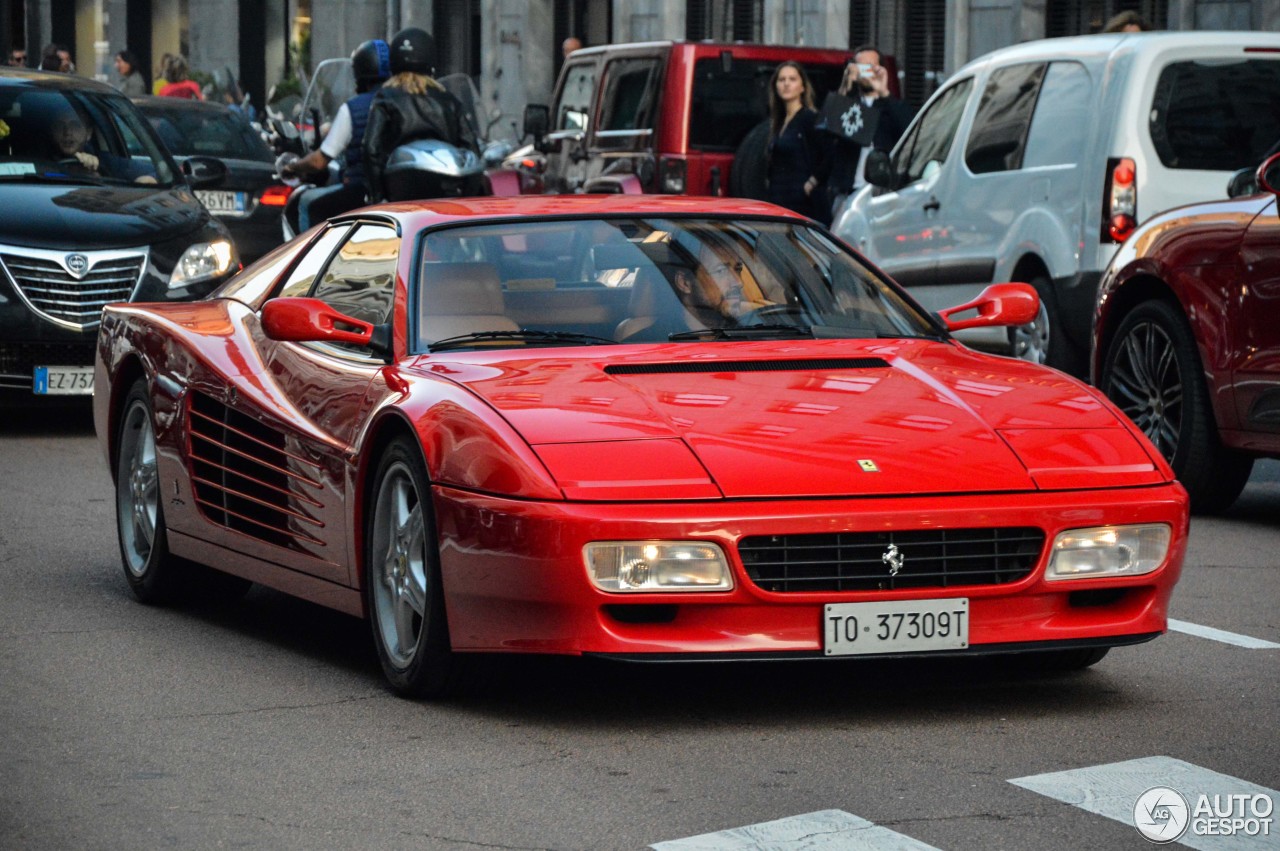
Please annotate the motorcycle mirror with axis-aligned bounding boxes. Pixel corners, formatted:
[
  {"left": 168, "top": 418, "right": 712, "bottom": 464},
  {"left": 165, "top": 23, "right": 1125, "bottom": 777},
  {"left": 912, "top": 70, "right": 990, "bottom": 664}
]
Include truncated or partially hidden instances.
[{"left": 523, "top": 104, "right": 550, "bottom": 146}]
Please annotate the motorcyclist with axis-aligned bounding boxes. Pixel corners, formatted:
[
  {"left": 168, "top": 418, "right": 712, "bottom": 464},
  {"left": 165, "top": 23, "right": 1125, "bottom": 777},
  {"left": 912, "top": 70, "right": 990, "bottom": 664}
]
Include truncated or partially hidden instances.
[
  {"left": 362, "top": 27, "right": 480, "bottom": 203},
  {"left": 280, "top": 38, "right": 390, "bottom": 231}
]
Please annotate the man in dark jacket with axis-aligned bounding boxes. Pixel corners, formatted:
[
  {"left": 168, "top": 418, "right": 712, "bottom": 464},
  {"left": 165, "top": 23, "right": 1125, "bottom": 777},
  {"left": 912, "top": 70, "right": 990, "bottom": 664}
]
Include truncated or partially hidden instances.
[
  {"left": 282, "top": 39, "right": 390, "bottom": 230},
  {"left": 817, "top": 46, "right": 915, "bottom": 224},
  {"left": 362, "top": 27, "right": 480, "bottom": 203}
]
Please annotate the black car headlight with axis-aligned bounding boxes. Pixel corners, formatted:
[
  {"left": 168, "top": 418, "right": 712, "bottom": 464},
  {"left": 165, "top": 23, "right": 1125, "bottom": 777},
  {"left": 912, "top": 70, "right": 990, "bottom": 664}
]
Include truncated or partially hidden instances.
[{"left": 169, "top": 239, "right": 237, "bottom": 289}]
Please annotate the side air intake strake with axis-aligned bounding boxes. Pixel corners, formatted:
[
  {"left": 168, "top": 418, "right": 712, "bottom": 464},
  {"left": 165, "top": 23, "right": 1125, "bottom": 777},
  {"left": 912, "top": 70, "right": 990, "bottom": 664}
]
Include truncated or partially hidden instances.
[
  {"left": 604, "top": 358, "right": 890, "bottom": 376},
  {"left": 187, "top": 392, "right": 327, "bottom": 551}
]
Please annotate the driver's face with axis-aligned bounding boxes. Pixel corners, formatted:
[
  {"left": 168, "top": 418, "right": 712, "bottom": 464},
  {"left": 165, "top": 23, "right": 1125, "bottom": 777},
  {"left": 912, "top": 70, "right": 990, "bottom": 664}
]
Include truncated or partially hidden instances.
[{"left": 52, "top": 114, "right": 88, "bottom": 156}]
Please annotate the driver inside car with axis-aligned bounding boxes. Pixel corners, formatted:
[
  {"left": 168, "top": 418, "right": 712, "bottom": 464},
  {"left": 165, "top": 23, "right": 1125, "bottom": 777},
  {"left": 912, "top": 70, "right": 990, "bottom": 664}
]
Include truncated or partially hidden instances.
[{"left": 44, "top": 104, "right": 157, "bottom": 184}]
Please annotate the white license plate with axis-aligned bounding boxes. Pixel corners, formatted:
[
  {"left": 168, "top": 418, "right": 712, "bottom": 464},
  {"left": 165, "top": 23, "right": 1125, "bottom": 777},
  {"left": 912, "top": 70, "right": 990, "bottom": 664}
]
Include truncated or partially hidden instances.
[
  {"left": 196, "top": 190, "right": 247, "bottom": 215},
  {"left": 824, "top": 598, "right": 969, "bottom": 656},
  {"left": 34, "top": 365, "right": 94, "bottom": 395}
]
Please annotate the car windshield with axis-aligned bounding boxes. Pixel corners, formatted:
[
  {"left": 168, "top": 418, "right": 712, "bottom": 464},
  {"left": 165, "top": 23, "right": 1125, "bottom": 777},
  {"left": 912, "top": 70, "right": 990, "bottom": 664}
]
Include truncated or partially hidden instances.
[
  {"left": 137, "top": 101, "right": 273, "bottom": 162},
  {"left": 415, "top": 217, "right": 939, "bottom": 351},
  {"left": 0, "top": 85, "right": 176, "bottom": 186}
]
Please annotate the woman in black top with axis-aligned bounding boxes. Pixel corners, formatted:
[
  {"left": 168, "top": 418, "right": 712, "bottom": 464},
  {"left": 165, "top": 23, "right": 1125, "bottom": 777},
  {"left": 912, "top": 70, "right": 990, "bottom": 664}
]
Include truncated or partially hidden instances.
[{"left": 766, "top": 61, "right": 824, "bottom": 218}]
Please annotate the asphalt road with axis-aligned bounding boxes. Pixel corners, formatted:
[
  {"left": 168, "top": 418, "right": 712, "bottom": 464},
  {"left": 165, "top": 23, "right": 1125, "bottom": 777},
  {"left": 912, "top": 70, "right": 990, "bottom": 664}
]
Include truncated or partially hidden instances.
[{"left": 2, "top": 403, "right": 1277, "bottom": 850}]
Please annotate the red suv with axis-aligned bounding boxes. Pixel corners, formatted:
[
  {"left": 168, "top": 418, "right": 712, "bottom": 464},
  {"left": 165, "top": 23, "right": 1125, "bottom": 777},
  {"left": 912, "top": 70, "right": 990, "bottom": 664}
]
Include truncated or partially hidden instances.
[
  {"left": 522, "top": 41, "right": 855, "bottom": 197},
  {"left": 1094, "top": 152, "right": 1280, "bottom": 513}
]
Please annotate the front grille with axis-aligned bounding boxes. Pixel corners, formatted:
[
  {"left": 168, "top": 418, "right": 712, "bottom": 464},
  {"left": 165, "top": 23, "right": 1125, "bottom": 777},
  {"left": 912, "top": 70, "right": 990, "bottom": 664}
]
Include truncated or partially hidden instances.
[
  {"left": 739, "top": 528, "right": 1044, "bottom": 593},
  {"left": 1, "top": 249, "right": 145, "bottom": 329},
  {"left": 0, "top": 341, "right": 95, "bottom": 390},
  {"left": 187, "top": 392, "right": 326, "bottom": 552}
]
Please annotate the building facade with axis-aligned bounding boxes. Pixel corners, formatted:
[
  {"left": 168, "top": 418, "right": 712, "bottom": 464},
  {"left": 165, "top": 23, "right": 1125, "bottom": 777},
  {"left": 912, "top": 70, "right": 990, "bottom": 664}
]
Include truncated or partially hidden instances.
[{"left": 12, "top": 0, "right": 1280, "bottom": 141}]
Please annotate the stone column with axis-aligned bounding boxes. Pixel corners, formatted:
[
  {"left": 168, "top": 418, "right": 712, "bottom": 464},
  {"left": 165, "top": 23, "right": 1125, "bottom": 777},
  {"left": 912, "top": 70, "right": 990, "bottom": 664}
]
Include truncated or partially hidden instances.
[
  {"left": 188, "top": 0, "right": 237, "bottom": 80},
  {"left": 614, "top": 0, "right": 684, "bottom": 42},
  {"left": 308, "top": 0, "right": 382, "bottom": 76}
]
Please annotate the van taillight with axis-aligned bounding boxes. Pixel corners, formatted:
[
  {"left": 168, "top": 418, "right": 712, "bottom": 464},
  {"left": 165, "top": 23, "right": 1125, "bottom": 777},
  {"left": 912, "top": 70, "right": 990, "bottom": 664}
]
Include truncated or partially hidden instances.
[
  {"left": 1104, "top": 157, "right": 1137, "bottom": 243},
  {"left": 660, "top": 157, "right": 687, "bottom": 194}
]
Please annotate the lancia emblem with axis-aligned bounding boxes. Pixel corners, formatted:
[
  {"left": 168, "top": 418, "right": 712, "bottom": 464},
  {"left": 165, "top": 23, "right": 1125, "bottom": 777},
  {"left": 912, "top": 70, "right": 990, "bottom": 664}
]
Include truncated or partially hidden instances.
[
  {"left": 882, "top": 544, "right": 904, "bottom": 577},
  {"left": 65, "top": 253, "right": 89, "bottom": 278}
]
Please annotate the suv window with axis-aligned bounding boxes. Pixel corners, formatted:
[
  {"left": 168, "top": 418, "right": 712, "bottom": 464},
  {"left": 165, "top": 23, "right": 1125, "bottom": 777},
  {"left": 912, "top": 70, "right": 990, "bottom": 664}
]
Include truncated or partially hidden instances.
[
  {"left": 892, "top": 77, "right": 974, "bottom": 187},
  {"left": 557, "top": 62, "right": 597, "bottom": 132},
  {"left": 1150, "top": 58, "right": 1280, "bottom": 171},
  {"left": 596, "top": 58, "right": 662, "bottom": 149},
  {"left": 1022, "top": 61, "right": 1091, "bottom": 168},
  {"left": 965, "top": 63, "right": 1045, "bottom": 174}
]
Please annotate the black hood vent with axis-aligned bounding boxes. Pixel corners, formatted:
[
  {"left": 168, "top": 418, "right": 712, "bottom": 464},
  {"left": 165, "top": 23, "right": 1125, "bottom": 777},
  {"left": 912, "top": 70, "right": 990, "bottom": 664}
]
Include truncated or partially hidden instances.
[{"left": 604, "top": 358, "right": 890, "bottom": 376}]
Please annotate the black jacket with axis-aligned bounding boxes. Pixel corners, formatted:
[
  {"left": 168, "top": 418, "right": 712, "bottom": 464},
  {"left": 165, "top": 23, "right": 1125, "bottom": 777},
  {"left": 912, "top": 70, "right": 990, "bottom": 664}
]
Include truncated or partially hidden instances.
[{"left": 362, "top": 83, "right": 480, "bottom": 202}]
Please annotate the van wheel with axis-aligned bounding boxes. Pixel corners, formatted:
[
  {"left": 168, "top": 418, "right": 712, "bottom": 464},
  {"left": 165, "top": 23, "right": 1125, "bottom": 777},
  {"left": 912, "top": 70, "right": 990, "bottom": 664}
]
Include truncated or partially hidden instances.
[
  {"left": 729, "top": 121, "right": 770, "bottom": 201},
  {"left": 1011, "top": 276, "right": 1086, "bottom": 375},
  {"left": 1101, "top": 299, "right": 1252, "bottom": 513}
]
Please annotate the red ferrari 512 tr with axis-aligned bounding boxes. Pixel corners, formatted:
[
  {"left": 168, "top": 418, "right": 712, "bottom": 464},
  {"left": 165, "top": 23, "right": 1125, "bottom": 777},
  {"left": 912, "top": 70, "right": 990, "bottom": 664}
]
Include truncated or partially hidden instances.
[{"left": 94, "top": 196, "right": 1188, "bottom": 697}]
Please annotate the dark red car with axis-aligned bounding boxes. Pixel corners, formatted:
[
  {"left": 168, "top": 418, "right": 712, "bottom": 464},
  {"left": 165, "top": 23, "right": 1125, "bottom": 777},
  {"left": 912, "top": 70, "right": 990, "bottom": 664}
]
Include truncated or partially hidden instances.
[
  {"left": 95, "top": 195, "right": 1187, "bottom": 697},
  {"left": 1094, "top": 153, "right": 1280, "bottom": 513}
]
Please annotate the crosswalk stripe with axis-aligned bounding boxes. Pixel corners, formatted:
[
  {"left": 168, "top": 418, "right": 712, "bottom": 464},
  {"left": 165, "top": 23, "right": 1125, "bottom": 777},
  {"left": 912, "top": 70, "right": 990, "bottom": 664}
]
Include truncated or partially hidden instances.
[
  {"left": 649, "top": 809, "right": 943, "bottom": 850},
  {"left": 1010, "top": 756, "right": 1279, "bottom": 850},
  {"left": 1168, "top": 619, "right": 1280, "bottom": 649}
]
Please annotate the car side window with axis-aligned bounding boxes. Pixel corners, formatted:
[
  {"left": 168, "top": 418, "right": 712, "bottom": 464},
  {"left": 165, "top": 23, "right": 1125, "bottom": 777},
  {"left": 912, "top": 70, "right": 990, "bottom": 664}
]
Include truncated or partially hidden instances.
[
  {"left": 1022, "top": 62, "right": 1091, "bottom": 169},
  {"left": 310, "top": 223, "right": 400, "bottom": 328},
  {"left": 275, "top": 224, "right": 352, "bottom": 299},
  {"left": 892, "top": 77, "right": 974, "bottom": 188},
  {"left": 556, "top": 62, "right": 597, "bottom": 132},
  {"left": 964, "top": 63, "right": 1046, "bottom": 174},
  {"left": 595, "top": 58, "right": 661, "bottom": 149}
]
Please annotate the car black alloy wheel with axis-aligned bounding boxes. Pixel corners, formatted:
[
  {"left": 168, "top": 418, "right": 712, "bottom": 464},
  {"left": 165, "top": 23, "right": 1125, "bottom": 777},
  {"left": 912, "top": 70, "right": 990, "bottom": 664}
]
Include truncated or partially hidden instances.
[
  {"left": 1102, "top": 299, "right": 1252, "bottom": 513},
  {"left": 366, "top": 436, "right": 460, "bottom": 698}
]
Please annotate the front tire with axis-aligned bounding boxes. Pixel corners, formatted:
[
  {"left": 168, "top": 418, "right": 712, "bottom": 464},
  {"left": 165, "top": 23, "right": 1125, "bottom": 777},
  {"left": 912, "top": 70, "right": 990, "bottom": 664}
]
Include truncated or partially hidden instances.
[
  {"left": 1010, "top": 275, "right": 1086, "bottom": 375},
  {"left": 1101, "top": 299, "right": 1252, "bottom": 513},
  {"left": 115, "top": 379, "right": 188, "bottom": 603},
  {"left": 366, "top": 437, "right": 460, "bottom": 697}
]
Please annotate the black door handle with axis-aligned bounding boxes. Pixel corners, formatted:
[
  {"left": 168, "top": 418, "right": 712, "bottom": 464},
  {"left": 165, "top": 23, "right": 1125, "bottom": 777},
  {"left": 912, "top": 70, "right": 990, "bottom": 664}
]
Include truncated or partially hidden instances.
[{"left": 923, "top": 196, "right": 940, "bottom": 213}]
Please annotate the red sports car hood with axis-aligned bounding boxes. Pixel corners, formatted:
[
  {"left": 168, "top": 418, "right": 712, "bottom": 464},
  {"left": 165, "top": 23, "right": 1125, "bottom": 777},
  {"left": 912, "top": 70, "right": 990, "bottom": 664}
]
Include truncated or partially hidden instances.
[{"left": 419, "top": 340, "right": 1166, "bottom": 499}]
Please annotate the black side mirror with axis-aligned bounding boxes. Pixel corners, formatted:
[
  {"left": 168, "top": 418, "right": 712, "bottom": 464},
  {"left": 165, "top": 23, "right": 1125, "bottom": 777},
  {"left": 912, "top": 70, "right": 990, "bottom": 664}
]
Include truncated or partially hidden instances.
[
  {"left": 1227, "top": 167, "right": 1257, "bottom": 199},
  {"left": 182, "top": 156, "right": 228, "bottom": 190},
  {"left": 523, "top": 104, "right": 550, "bottom": 147},
  {"left": 864, "top": 150, "right": 897, "bottom": 190}
]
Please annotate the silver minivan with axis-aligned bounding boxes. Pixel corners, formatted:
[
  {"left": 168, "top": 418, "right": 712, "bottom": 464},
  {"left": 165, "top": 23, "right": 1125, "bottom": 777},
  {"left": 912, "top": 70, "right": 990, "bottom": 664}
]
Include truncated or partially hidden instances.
[{"left": 831, "top": 31, "right": 1280, "bottom": 375}]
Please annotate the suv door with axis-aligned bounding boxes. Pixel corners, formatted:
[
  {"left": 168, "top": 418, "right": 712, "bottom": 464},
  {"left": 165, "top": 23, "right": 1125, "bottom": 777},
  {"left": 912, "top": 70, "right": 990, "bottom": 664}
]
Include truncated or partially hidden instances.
[
  {"left": 861, "top": 77, "right": 974, "bottom": 291},
  {"left": 582, "top": 55, "right": 665, "bottom": 191},
  {"left": 544, "top": 58, "right": 601, "bottom": 193}
]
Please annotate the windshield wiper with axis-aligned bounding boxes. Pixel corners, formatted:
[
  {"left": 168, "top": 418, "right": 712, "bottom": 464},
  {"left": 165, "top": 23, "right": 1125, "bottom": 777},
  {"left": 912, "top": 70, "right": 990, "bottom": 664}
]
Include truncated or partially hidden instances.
[
  {"left": 427, "top": 329, "right": 617, "bottom": 352},
  {"left": 668, "top": 324, "right": 816, "bottom": 341}
]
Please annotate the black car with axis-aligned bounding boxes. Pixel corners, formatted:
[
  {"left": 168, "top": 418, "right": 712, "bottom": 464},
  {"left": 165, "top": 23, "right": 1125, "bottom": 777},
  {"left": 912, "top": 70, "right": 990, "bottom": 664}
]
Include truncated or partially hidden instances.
[
  {"left": 133, "top": 96, "right": 288, "bottom": 263},
  {"left": 0, "top": 69, "right": 236, "bottom": 401}
]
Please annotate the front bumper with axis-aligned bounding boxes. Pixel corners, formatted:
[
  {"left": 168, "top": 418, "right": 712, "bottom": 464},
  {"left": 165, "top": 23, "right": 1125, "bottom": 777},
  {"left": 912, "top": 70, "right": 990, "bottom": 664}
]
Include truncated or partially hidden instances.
[{"left": 432, "top": 482, "right": 1188, "bottom": 656}]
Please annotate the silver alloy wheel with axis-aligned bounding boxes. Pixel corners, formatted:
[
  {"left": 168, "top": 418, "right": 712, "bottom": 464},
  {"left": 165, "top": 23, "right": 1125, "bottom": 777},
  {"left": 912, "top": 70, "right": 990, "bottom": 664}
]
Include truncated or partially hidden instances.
[
  {"left": 369, "top": 461, "right": 429, "bottom": 670},
  {"left": 1009, "top": 301, "right": 1051, "bottom": 365},
  {"left": 117, "top": 399, "right": 159, "bottom": 578},
  {"left": 1105, "top": 319, "right": 1181, "bottom": 460}
]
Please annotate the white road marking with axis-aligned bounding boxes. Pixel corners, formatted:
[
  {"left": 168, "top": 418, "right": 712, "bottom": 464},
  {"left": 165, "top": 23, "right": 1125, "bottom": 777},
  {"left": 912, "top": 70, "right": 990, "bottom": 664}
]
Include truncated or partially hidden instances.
[
  {"left": 649, "top": 809, "right": 942, "bottom": 850},
  {"left": 1010, "top": 756, "right": 1279, "bottom": 850},
  {"left": 1169, "top": 619, "right": 1280, "bottom": 650}
]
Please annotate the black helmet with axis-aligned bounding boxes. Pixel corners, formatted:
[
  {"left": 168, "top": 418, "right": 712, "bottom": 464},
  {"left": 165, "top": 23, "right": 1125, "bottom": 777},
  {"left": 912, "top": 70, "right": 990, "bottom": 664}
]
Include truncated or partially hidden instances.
[
  {"left": 351, "top": 39, "right": 391, "bottom": 85},
  {"left": 389, "top": 27, "right": 435, "bottom": 75}
]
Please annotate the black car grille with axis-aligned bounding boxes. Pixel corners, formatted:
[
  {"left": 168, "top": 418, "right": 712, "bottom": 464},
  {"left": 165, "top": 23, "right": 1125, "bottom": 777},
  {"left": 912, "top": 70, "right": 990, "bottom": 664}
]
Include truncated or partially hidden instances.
[
  {"left": 0, "top": 341, "right": 94, "bottom": 390},
  {"left": 739, "top": 528, "right": 1045, "bottom": 593},
  {"left": 187, "top": 392, "right": 326, "bottom": 552},
  {"left": 1, "top": 252, "right": 145, "bottom": 329}
]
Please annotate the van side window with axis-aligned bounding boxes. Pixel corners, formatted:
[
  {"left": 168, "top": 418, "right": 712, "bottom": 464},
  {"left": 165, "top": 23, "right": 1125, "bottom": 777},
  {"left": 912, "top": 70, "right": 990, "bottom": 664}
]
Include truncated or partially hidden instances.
[
  {"left": 892, "top": 78, "right": 974, "bottom": 188},
  {"left": 965, "top": 63, "right": 1046, "bottom": 174},
  {"left": 596, "top": 58, "right": 662, "bottom": 149},
  {"left": 1022, "top": 62, "right": 1091, "bottom": 168},
  {"left": 557, "top": 62, "right": 597, "bottom": 132},
  {"left": 1149, "top": 59, "right": 1280, "bottom": 171}
]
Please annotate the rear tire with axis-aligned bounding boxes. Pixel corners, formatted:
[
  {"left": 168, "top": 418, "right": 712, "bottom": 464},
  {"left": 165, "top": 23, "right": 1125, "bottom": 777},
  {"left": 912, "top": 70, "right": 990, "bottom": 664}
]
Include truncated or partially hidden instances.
[
  {"left": 366, "top": 437, "right": 461, "bottom": 698},
  {"left": 1101, "top": 299, "right": 1253, "bottom": 512}
]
